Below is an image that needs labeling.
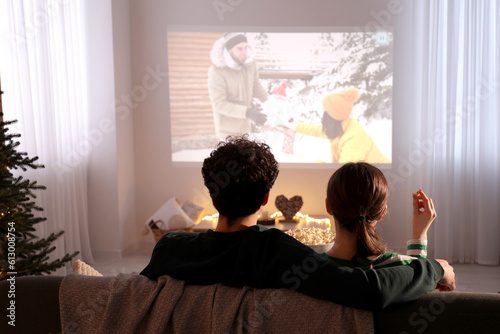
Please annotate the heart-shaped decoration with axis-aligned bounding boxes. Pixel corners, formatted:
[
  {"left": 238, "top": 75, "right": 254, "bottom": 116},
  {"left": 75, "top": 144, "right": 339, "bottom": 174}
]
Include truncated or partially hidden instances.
[{"left": 275, "top": 195, "right": 303, "bottom": 221}]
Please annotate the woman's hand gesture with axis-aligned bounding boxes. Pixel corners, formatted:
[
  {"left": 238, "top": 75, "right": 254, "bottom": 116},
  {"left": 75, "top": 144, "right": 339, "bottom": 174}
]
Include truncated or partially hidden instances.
[{"left": 411, "top": 189, "right": 437, "bottom": 240}]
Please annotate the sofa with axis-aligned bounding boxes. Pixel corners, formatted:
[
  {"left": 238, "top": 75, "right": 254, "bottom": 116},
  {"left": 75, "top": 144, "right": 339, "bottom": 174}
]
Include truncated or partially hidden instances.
[{"left": 1, "top": 274, "right": 500, "bottom": 334}]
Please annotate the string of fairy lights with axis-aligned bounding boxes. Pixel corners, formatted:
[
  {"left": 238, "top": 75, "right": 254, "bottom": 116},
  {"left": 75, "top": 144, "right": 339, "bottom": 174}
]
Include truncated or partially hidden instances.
[{"left": 201, "top": 211, "right": 332, "bottom": 231}]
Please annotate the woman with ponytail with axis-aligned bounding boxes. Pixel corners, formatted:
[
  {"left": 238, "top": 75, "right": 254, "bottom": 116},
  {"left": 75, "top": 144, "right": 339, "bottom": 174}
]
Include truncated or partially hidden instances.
[{"left": 321, "top": 162, "right": 437, "bottom": 269}]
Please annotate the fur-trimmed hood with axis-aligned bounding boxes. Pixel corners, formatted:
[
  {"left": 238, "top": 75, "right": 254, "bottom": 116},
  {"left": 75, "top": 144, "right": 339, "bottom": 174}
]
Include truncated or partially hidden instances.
[{"left": 210, "top": 36, "right": 256, "bottom": 70}]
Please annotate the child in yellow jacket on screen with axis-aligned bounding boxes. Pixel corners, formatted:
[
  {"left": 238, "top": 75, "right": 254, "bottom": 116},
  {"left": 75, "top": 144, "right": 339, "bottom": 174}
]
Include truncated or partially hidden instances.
[{"left": 295, "top": 88, "right": 391, "bottom": 163}]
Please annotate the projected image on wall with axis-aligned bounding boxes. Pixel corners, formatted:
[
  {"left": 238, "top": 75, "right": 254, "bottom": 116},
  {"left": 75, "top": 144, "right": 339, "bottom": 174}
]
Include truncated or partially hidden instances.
[{"left": 168, "top": 29, "right": 392, "bottom": 164}]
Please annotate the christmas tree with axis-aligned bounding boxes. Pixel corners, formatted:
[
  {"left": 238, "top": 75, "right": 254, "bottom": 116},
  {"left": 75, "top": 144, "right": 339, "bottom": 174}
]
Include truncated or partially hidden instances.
[{"left": 0, "top": 96, "right": 78, "bottom": 280}]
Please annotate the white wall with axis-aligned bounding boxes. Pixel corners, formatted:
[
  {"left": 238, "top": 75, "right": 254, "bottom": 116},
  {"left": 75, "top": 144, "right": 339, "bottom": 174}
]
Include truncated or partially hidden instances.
[
  {"left": 112, "top": 0, "right": 137, "bottom": 253},
  {"left": 87, "top": 0, "right": 426, "bottom": 255},
  {"left": 127, "top": 0, "right": 415, "bottom": 252},
  {"left": 85, "top": 0, "right": 121, "bottom": 256},
  {"left": 86, "top": 0, "right": 137, "bottom": 257}
]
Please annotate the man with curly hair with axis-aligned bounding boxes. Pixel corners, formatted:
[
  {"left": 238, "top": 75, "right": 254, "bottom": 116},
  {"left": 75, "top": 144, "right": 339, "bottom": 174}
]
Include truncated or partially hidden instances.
[
  {"left": 201, "top": 135, "right": 278, "bottom": 231},
  {"left": 141, "top": 135, "right": 455, "bottom": 310}
]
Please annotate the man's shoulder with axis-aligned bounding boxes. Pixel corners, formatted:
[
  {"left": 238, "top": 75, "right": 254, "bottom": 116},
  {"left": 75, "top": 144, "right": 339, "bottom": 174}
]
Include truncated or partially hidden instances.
[
  {"left": 208, "top": 64, "right": 223, "bottom": 76},
  {"left": 246, "top": 225, "right": 289, "bottom": 237},
  {"left": 154, "top": 231, "right": 207, "bottom": 248},
  {"left": 154, "top": 225, "right": 305, "bottom": 254},
  {"left": 243, "top": 226, "right": 317, "bottom": 254},
  {"left": 160, "top": 231, "right": 201, "bottom": 240},
  {"left": 156, "top": 225, "right": 279, "bottom": 243}
]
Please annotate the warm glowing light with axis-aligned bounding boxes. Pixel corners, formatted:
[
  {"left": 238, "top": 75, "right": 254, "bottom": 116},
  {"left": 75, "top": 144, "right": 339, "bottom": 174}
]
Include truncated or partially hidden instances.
[
  {"left": 201, "top": 211, "right": 331, "bottom": 231},
  {"left": 201, "top": 213, "right": 219, "bottom": 221},
  {"left": 270, "top": 211, "right": 331, "bottom": 230},
  {"left": 270, "top": 211, "right": 282, "bottom": 219}
]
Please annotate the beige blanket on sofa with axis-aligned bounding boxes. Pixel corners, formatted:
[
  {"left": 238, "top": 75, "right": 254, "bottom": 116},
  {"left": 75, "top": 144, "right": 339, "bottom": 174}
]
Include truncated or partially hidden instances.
[{"left": 59, "top": 273, "right": 373, "bottom": 334}]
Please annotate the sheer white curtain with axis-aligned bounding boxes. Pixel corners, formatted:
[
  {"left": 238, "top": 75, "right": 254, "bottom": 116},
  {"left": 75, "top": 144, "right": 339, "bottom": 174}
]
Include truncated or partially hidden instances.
[
  {"left": 0, "top": 0, "right": 94, "bottom": 273},
  {"left": 406, "top": 1, "right": 499, "bottom": 264}
]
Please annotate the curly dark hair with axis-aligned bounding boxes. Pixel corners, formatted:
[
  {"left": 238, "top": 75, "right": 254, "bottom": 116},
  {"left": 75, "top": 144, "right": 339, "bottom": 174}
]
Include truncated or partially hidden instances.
[
  {"left": 202, "top": 135, "right": 279, "bottom": 223},
  {"left": 322, "top": 112, "right": 344, "bottom": 139}
]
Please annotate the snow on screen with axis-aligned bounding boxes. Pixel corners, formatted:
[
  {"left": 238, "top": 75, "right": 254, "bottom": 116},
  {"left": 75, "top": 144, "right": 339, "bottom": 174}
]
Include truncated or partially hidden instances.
[{"left": 168, "top": 30, "right": 392, "bottom": 165}]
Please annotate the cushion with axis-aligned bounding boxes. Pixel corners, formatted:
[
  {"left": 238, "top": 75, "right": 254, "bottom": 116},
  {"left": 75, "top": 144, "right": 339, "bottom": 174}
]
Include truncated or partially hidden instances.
[
  {"left": 145, "top": 197, "right": 196, "bottom": 230},
  {"left": 73, "top": 259, "right": 103, "bottom": 276}
]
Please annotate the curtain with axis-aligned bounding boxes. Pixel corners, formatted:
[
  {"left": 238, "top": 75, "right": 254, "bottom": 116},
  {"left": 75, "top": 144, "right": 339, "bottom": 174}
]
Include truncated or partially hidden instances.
[
  {"left": 407, "top": 1, "right": 499, "bottom": 264},
  {"left": 0, "top": 0, "right": 94, "bottom": 274}
]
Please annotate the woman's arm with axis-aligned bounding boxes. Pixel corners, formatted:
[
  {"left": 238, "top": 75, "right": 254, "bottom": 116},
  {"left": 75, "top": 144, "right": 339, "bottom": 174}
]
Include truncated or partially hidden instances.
[
  {"left": 411, "top": 189, "right": 436, "bottom": 240},
  {"left": 407, "top": 189, "right": 436, "bottom": 258}
]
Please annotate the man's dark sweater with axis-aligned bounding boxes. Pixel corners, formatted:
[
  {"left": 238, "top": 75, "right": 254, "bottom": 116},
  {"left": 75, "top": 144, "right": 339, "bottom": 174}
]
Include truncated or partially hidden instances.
[{"left": 140, "top": 225, "right": 444, "bottom": 310}]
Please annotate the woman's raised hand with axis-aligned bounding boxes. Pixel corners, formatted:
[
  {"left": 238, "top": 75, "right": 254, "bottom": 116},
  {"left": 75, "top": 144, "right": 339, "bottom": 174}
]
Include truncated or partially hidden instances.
[{"left": 411, "top": 189, "right": 437, "bottom": 240}]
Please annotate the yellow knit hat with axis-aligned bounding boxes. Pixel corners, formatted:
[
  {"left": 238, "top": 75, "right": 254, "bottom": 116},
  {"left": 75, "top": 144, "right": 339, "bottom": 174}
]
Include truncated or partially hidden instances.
[{"left": 322, "top": 88, "right": 360, "bottom": 121}]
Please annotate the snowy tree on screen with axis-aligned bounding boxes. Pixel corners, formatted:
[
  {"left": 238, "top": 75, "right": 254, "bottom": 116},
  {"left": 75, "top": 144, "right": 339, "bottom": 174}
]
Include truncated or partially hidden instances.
[{"left": 319, "top": 32, "right": 393, "bottom": 120}]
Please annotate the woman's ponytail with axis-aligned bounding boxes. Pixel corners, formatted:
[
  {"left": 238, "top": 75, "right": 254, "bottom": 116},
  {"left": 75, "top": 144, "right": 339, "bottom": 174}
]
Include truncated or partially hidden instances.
[
  {"left": 327, "top": 162, "right": 390, "bottom": 267},
  {"left": 351, "top": 217, "right": 386, "bottom": 267}
]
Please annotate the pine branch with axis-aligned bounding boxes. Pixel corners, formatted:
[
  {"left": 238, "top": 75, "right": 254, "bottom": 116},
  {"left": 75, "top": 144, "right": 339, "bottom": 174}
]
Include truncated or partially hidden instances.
[{"left": 1, "top": 111, "right": 78, "bottom": 280}]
